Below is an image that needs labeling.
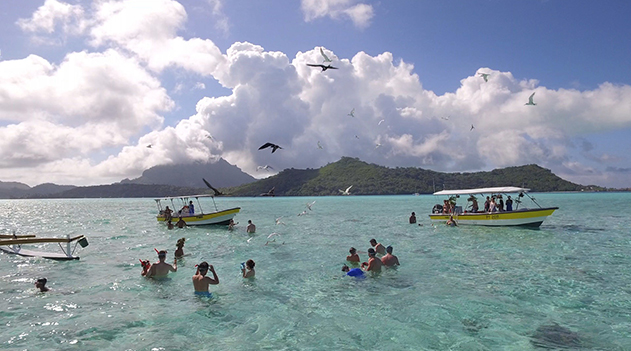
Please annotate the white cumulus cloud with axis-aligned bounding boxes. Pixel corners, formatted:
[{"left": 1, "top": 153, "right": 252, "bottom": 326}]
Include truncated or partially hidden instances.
[{"left": 301, "top": 0, "right": 374, "bottom": 28}]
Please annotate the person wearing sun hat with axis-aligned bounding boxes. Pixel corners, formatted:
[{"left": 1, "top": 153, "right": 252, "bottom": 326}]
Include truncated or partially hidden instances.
[{"left": 145, "top": 250, "right": 177, "bottom": 279}]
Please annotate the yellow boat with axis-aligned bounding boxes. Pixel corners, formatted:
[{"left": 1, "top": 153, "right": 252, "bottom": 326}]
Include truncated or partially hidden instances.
[
  {"left": 429, "top": 186, "right": 558, "bottom": 227},
  {"left": 155, "top": 194, "right": 240, "bottom": 226}
]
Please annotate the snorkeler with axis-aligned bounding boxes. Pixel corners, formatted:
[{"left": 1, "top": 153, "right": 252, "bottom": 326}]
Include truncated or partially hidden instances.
[
  {"left": 175, "top": 238, "right": 185, "bottom": 258},
  {"left": 193, "top": 261, "right": 219, "bottom": 297},
  {"left": 241, "top": 259, "right": 256, "bottom": 278},
  {"left": 35, "top": 278, "right": 49, "bottom": 292}
]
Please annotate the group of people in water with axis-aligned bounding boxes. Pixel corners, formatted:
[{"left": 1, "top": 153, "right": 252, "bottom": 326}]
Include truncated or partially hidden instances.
[
  {"left": 342, "top": 238, "right": 400, "bottom": 277},
  {"left": 139, "top": 235, "right": 256, "bottom": 297}
]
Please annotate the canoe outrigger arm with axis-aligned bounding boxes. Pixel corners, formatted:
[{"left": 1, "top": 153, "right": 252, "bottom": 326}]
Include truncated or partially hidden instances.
[{"left": 0, "top": 234, "right": 89, "bottom": 260}]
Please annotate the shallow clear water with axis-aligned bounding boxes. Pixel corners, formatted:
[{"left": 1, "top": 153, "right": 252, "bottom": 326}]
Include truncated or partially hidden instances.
[{"left": 1, "top": 193, "right": 630, "bottom": 350}]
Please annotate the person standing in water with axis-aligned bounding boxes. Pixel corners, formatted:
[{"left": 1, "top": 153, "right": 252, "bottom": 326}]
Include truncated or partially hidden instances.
[
  {"left": 241, "top": 259, "right": 256, "bottom": 278},
  {"left": 193, "top": 261, "right": 219, "bottom": 297},
  {"left": 35, "top": 278, "right": 49, "bottom": 292},
  {"left": 370, "top": 238, "right": 386, "bottom": 255},
  {"left": 145, "top": 250, "right": 177, "bottom": 279},
  {"left": 409, "top": 212, "right": 417, "bottom": 224},
  {"left": 381, "top": 246, "right": 400, "bottom": 267},
  {"left": 175, "top": 238, "right": 185, "bottom": 258},
  {"left": 346, "top": 247, "right": 360, "bottom": 263},
  {"left": 246, "top": 220, "right": 256, "bottom": 233}
]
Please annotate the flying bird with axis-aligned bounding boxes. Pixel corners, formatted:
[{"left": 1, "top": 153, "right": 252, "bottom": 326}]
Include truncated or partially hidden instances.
[
  {"left": 206, "top": 133, "right": 214, "bottom": 140},
  {"left": 375, "top": 143, "right": 382, "bottom": 149},
  {"left": 317, "top": 141, "right": 323, "bottom": 149},
  {"left": 378, "top": 119, "right": 385, "bottom": 125},
  {"left": 306, "top": 200, "right": 316, "bottom": 211},
  {"left": 319, "top": 47, "right": 332, "bottom": 63},
  {"left": 440, "top": 116, "right": 450, "bottom": 120},
  {"left": 470, "top": 124, "right": 475, "bottom": 131},
  {"left": 265, "top": 232, "right": 283, "bottom": 245},
  {"left": 260, "top": 186, "right": 275, "bottom": 197},
  {"left": 146, "top": 144, "right": 152, "bottom": 148},
  {"left": 307, "top": 63, "right": 338, "bottom": 71},
  {"left": 297, "top": 210, "right": 308, "bottom": 216},
  {"left": 275, "top": 216, "right": 286, "bottom": 225},
  {"left": 478, "top": 73, "right": 490, "bottom": 82},
  {"left": 259, "top": 142, "right": 282, "bottom": 153},
  {"left": 257, "top": 165, "right": 274, "bottom": 171},
  {"left": 348, "top": 108, "right": 355, "bottom": 118},
  {"left": 525, "top": 92, "right": 537, "bottom": 106},
  {"left": 339, "top": 185, "right": 352, "bottom": 195},
  {"left": 355, "top": 135, "right": 359, "bottom": 139},
  {"left": 202, "top": 178, "right": 224, "bottom": 196}
]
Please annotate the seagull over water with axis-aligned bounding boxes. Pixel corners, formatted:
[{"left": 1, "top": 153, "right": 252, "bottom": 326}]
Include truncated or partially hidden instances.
[
  {"left": 478, "top": 73, "right": 490, "bottom": 82},
  {"left": 306, "top": 200, "right": 316, "bottom": 211},
  {"left": 259, "top": 142, "right": 282, "bottom": 153},
  {"left": 275, "top": 216, "right": 286, "bottom": 225},
  {"left": 470, "top": 124, "right": 475, "bottom": 131},
  {"left": 348, "top": 108, "right": 355, "bottom": 118},
  {"left": 317, "top": 141, "right": 323, "bottom": 149},
  {"left": 378, "top": 119, "right": 385, "bottom": 125},
  {"left": 297, "top": 210, "right": 308, "bottom": 216},
  {"left": 307, "top": 63, "right": 338, "bottom": 71},
  {"left": 525, "top": 92, "right": 537, "bottom": 106},
  {"left": 320, "top": 47, "right": 332, "bottom": 63},
  {"left": 339, "top": 185, "right": 352, "bottom": 195}
]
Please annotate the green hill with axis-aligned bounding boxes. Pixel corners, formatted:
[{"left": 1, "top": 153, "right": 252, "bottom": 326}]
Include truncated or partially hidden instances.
[{"left": 225, "top": 157, "right": 591, "bottom": 196}]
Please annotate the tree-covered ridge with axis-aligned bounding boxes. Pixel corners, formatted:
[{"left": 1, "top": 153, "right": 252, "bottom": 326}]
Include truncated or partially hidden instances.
[{"left": 226, "top": 157, "right": 593, "bottom": 196}]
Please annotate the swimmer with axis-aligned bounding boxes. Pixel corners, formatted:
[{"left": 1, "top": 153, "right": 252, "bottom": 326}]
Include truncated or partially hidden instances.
[
  {"left": 446, "top": 215, "right": 457, "bottom": 227},
  {"left": 228, "top": 219, "right": 237, "bottom": 231},
  {"left": 342, "top": 264, "right": 365, "bottom": 277},
  {"left": 241, "top": 259, "right": 255, "bottom": 278},
  {"left": 175, "top": 237, "right": 185, "bottom": 258},
  {"left": 35, "top": 278, "right": 49, "bottom": 292},
  {"left": 369, "top": 238, "right": 386, "bottom": 255},
  {"left": 409, "top": 212, "right": 417, "bottom": 224},
  {"left": 361, "top": 248, "right": 383, "bottom": 273},
  {"left": 246, "top": 220, "right": 256, "bottom": 234},
  {"left": 145, "top": 250, "right": 177, "bottom": 279},
  {"left": 381, "top": 246, "right": 400, "bottom": 267},
  {"left": 167, "top": 220, "right": 174, "bottom": 230},
  {"left": 193, "top": 261, "right": 219, "bottom": 296},
  {"left": 346, "top": 247, "right": 360, "bottom": 263}
]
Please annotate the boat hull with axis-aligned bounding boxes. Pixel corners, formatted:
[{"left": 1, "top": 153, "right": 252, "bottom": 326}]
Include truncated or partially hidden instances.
[
  {"left": 157, "top": 207, "right": 241, "bottom": 226},
  {"left": 429, "top": 207, "right": 558, "bottom": 227}
]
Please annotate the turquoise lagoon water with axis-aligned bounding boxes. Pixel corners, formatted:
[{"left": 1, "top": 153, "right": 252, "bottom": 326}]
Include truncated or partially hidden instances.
[{"left": 1, "top": 193, "right": 630, "bottom": 350}]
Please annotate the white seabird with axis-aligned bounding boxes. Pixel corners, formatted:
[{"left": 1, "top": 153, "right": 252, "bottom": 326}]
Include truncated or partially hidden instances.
[
  {"left": 478, "top": 73, "right": 490, "bottom": 82},
  {"left": 339, "top": 185, "right": 352, "bottom": 195},
  {"left": 320, "top": 47, "right": 332, "bottom": 63},
  {"left": 525, "top": 92, "right": 537, "bottom": 106},
  {"left": 348, "top": 108, "right": 355, "bottom": 118}
]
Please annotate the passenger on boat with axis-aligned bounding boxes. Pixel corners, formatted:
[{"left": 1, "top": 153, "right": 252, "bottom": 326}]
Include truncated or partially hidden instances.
[
  {"left": 483, "top": 197, "right": 490, "bottom": 212},
  {"left": 409, "top": 212, "right": 417, "bottom": 224},
  {"left": 188, "top": 201, "right": 195, "bottom": 215},
  {"left": 489, "top": 197, "right": 497, "bottom": 212},
  {"left": 442, "top": 200, "right": 450, "bottom": 214},
  {"left": 446, "top": 215, "right": 457, "bottom": 227},
  {"left": 498, "top": 195, "right": 504, "bottom": 211},
  {"left": 346, "top": 247, "right": 360, "bottom": 263},
  {"left": 505, "top": 196, "right": 513, "bottom": 211},
  {"left": 176, "top": 217, "right": 186, "bottom": 228},
  {"left": 369, "top": 238, "right": 386, "bottom": 255},
  {"left": 381, "top": 246, "right": 400, "bottom": 267},
  {"left": 164, "top": 206, "right": 173, "bottom": 221}
]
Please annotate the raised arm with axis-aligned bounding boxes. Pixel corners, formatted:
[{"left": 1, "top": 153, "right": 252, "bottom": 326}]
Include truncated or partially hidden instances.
[
  {"left": 170, "top": 260, "right": 178, "bottom": 272},
  {"left": 207, "top": 265, "right": 219, "bottom": 285}
]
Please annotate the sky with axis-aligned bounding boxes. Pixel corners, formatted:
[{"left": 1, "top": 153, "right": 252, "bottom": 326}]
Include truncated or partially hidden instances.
[{"left": 1, "top": 0, "right": 631, "bottom": 188}]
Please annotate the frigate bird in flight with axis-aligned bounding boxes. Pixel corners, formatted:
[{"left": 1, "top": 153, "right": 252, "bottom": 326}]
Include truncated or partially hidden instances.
[
  {"left": 470, "top": 124, "right": 475, "bottom": 131},
  {"left": 259, "top": 142, "right": 282, "bottom": 153},
  {"left": 202, "top": 178, "right": 223, "bottom": 196},
  {"left": 307, "top": 64, "right": 338, "bottom": 71},
  {"left": 348, "top": 108, "right": 355, "bottom": 118},
  {"left": 317, "top": 141, "right": 323, "bottom": 149},
  {"left": 525, "top": 92, "right": 537, "bottom": 106},
  {"left": 146, "top": 144, "right": 152, "bottom": 148},
  {"left": 478, "top": 73, "right": 490, "bottom": 82}
]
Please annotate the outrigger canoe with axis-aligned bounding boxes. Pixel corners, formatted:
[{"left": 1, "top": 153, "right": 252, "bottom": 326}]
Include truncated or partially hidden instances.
[
  {"left": 155, "top": 194, "right": 240, "bottom": 226},
  {"left": 0, "top": 234, "right": 89, "bottom": 260},
  {"left": 429, "top": 186, "right": 558, "bottom": 227}
]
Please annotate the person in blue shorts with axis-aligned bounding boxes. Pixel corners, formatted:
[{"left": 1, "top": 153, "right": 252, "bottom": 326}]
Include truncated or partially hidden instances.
[
  {"left": 193, "top": 261, "right": 219, "bottom": 297},
  {"left": 342, "top": 264, "right": 365, "bottom": 278}
]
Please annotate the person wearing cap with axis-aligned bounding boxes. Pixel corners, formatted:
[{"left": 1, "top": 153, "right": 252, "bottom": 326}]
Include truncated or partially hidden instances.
[
  {"left": 193, "top": 261, "right": 219, "bottom": 297},
  {"left": 369, "top": 238, "right": 386, "bottom": 255},
  {"left": 35, "top": 278, "right": 49, "bottom": 292},
  {"left": 145, "top": 250, "right": 177, "bottom": 279},
  {"left": 346, "top": 247, "right": 360, "bottom": 263},
  {"left": 381, "top": 246, "right": 400, "bottom": 267},
  {"left": 361, "top": 248, "right": 383, "bottom": 273},
  {"left": 409, "top": 212, "right": 417, "bottom": 224}
]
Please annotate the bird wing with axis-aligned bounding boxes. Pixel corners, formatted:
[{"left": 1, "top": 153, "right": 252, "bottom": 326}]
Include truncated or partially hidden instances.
[
  {"left": 202, "top": 178, "right": 222, "bottom": 196},
  {"left": 307, "top": 64, "right": 324, "bottom": 68},
  {"left": 259, "top": 142, "right": 273, "bottom": 150},
  {"left": 346, "top": 185, "right": 353, "bottom": 192},
  {"left": 328, "top": 66, "right": 338, "bottom": 69},
  {"left": 320, "top": 48, "right": 331, "bottom": 62},
  {"left": 529, "top": 92, "right": 536, "bottom": 103}
]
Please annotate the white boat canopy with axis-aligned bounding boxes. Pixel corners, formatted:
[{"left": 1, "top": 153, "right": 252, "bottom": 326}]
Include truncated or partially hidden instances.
[
  {"left": 433, "top": 186, "right": 530, "bottom": 196},
  {"left": 154, "top": 194, "right": 214, "bottom": 201}
]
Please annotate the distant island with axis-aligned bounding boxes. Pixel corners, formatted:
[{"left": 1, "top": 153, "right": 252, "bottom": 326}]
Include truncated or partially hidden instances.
[{"left": 0, "top": 157, "right": 614, "bottom": 199}]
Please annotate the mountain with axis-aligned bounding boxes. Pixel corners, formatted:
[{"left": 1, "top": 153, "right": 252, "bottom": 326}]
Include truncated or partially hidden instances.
[
  {"left": 121, "top": 159, "right": 255, "bottom": 188},
  {"left": 225, "top": 157, "right": 593, "bottom": 196},
  {"left": 32, "top": 184, "right": 207, "bottom": 199},
  {"left": 0, "top": 181, "right": 76, "bottom": 199}
]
